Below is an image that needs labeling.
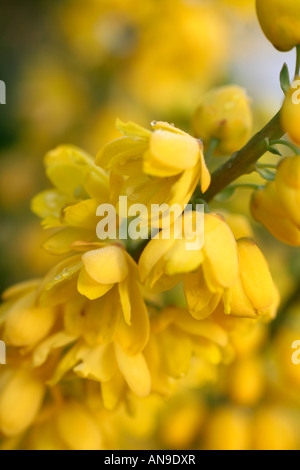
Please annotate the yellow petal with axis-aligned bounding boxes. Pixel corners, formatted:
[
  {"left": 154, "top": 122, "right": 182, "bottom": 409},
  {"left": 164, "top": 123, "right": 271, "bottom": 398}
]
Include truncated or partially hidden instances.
[
  {"left": 203, "top": 213, "right": 239, "bottom": 292},
  {"left": 77, "top": 268, "right": 114, "bottom": 300},
  {"left": 43, "top": 228, "right": 94, "bottom": 255},
  {"left": 96, "top": 137, "right": 146, "bottom": 175},
  {"left": 117, "top": 276, "right": 150, "bottom": 355},
  {"left": 115, "top": 344, "right": 151, "bottom": 397},
  {"left": 0, "top": 370, "right": 44, "bottom": 437},
  {"left": 238, "top": 238, "right": 275, "bottom": 312},
  {"left": 33, "top": 332, "right": 77, "bottom": 367},
  {"left": 116, "top": 119, "right": 152, "bottom": 140},
  {"left": 4, "top": 305, "right": 56, "bottom": 348},
  {"left": 184, "top": 271, "right": 221, "bottom": 319},
  {"left": 31, "top": 189, "right": 69, "bottom": 228},
  {"left": 101, "top": 370, "right": 126, "bottom": 411},
  {"left": 148, "top": 129, "right": 199, "bottom": 171},
  {"left": 82, "top": 245, "right": 128, "bottom": 284},
  {"left": 63, "top": 198, "right": 99, "bottom": 230},
  {"left": 74, "top": 343, "right": 116, "bottom": 382},
  {"left": 159, "top": 328, "right": 192, "bottom": 378},
  {"left": 118, "top": 279, "right": 131, "bottom": 325},
  {"left": 83, "top": 290, "right": 122, "bottom": 345}
]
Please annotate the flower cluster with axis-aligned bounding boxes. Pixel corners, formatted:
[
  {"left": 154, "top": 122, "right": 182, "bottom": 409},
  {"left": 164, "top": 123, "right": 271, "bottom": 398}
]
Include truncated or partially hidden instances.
[{"left": 0, "top": 113, "right": 280, "bottom": 449}]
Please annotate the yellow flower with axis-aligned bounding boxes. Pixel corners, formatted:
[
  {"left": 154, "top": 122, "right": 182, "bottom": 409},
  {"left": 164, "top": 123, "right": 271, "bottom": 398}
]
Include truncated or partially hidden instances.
[
  {"left": 275, "top": 156, "right": 300, "bottom": 228},
  {"left": 1, "top": 285, "right": 57, "bottom": 349},
  {"left": 251, "top": 182, "right": 300, "bottom": 246},
  {"left": 144, "top": 307, "right": 229, "bottom": 396},
  {"left": 36, "top": 243, "right": 149, "bottom": 332},
  {"left": 31, "top": 145, "right": 110, "bottom": 254},
  {"left": 256, "top": 0, "right": 300, "bottom": 51},
  {"left": 139, "top": 212, "right": 239, "bottom": 318},
  {"left": 96, "top": 120, "right": 210, "bottom": 225},
  {"left": 183, "top": 213, "right": 239, "bottom": 319},
  {"left": 192, "top": 85, "right": 253, "bottom": 155},
  {"left": 0, "top": 368, "right": 45, "bottom": 437},
  {"left": 281, "top": 78, "right": 300, "bottom": 145},
  {"left": 229, "top": 238, "right": 279, "bottom": 320},
  {"left": 28, "top": 245, "right": 151, "bottom": 409}
]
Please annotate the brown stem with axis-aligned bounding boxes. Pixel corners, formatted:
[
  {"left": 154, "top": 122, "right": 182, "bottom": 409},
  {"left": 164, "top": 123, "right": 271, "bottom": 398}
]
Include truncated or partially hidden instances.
[{"left": 203, "top": 111, "right": 283, "bottom": 202}]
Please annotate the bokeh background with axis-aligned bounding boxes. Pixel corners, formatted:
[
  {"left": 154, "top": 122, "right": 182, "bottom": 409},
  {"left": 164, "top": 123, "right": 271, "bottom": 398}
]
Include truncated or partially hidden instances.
[{"left": 1, "top": 0, "right": 300, "bottom": 450}]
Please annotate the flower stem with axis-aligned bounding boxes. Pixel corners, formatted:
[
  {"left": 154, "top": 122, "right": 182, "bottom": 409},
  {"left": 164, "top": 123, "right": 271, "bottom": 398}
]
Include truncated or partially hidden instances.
[
  {"left": 295, "top": 45, "right": 300, "bottom": 78},
  {"left": 203, "top": 111, "right": 283, "bottom": 202}
]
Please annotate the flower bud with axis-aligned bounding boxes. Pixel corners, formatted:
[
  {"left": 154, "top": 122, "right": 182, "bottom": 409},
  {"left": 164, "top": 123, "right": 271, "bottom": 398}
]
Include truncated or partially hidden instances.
[
  {"left": 230, "top": 239, "right": 279, "bottom": 319},
  {"left": 276, "top": 156, "right": 300, "bottom": 228},
  {"left": 192, "top": 85, "right": 253, "bottom": 155},
  {"left": 251, "top": 182, "right": 300, "bottom": 246},
  {"left": 0, "top": 369, "right": 44, "bottom": 436},
  {"left": 256, "top": 0, "right": 300, "bottom": 52},
  {"left": 281, "top": 78, "right": 300, "bottom": 145}
]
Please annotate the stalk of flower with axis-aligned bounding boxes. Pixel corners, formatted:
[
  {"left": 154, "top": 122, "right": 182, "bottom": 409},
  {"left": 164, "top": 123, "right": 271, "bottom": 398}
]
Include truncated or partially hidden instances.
[{"left": 96, "top": 120, "right": 211, "bottom": 227}]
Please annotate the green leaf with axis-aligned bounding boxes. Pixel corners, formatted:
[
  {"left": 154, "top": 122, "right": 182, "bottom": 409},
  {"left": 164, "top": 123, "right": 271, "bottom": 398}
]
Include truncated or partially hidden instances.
[{"left": 280, "top": 63, "right": 291, "bottom": 94}]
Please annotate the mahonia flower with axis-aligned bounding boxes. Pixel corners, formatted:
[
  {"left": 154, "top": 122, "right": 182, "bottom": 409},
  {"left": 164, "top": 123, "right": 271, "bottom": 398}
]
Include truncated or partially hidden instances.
[
  {"left": 144, "top": 306, "right": 230, "bottom": 396},
  {"left": 251, "top": 183, "right": 300, "bottom": 246},
  {"left": 31, "top": 145, "right": 110, "bottom": 254},
  {"left": 96, "top": 120, "right": 211, "bottom": 226},
  {"left": 256, "top": 0, "right": 300, "bottom": 52},
  {"left": 281, "top": 78, "right": 300, "bottom": 146},
  {"left": 139, "top": 211, "right": 239, "bottom": 318},
  {"left": 1, "top": 281, "right": 57, "bottom": 349},
  {"left": 192, "top": 85, "right": 253, "bottom": 155}
]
